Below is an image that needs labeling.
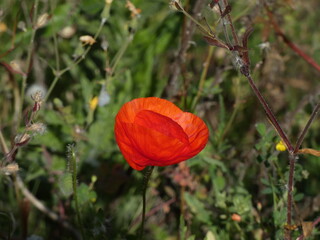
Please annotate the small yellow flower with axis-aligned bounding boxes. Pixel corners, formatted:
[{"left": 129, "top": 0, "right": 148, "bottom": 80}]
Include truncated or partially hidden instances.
[
  {"left": 276, "top": 140, "right": 286, "bottom": 152},
  {"left": 89, "top": 96, "right": 99, "bottom": 111},
  {"left": 0, "top": 22, "right": 7, "bottom": 33}
]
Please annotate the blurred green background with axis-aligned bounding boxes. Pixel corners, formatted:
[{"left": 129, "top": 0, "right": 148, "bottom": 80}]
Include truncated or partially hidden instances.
[{"left": 0, "top": 0, "right": 319, "bottom": 239}]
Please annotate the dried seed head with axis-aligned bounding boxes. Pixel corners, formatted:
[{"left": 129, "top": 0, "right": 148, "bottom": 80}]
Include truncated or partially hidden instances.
[
  {"left": 10, "top": 60, "right": 25, "bottom": 76},
  {"left": 59, "top": 26, "right": 76, "bottom": 38},
  {"left": 14, "top": 133, "right": 31, "bottom": 146},
  {"left": 79, "top": 35, "right": 96, "bottom": 45},
  {"left": 126, "top": 0, "right": 141, "bottom": 18},
  {"left": 1, "top": 163, "right": 19, "bottom": 175},
  {"left": 36, "top": 13, "right": 50, "bottom": 29},
  {"left": 26, "top": 122, "right": 47, "bottom": 135},
  {"left": 31, "top": 90, "right": 43, "bottom": 103},
  {"left": 169, "top": 0, "right": 183, "bottom": 11}
]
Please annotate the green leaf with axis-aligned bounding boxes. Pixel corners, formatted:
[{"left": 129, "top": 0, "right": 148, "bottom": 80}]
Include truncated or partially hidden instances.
[
  {"left": 184, "top": 192, "right": 212, "bottom": 224},
  {"left": 256, "top": 123, "right": 267, "bottom": 136}
]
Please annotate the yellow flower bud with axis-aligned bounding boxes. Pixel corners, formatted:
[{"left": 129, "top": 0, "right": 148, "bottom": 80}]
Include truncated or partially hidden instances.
[
  {"left": 0, "top": 22, "right": 7, "bottom": 33},
  {"left": 276, "top": 140, "right": 286, "bottom": 152},
  {"left": 89, "top": 96, "right": 99, "bottom": 111},
  {"left": 79, "top": 35, "right": 96, "bottom": 46}
]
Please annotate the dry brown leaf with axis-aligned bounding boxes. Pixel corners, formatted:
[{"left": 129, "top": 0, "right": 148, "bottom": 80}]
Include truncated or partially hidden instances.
[
  {"left": 298, "top": 148, "right": 320, "bottom": 157},
  {"left": 302, "top": 221, "right": 314, "bottom": 238}
]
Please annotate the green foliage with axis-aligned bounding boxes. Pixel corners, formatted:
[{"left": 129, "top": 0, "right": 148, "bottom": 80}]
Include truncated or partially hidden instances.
[{"left": 0, "top": 0, "right": 319, "bottom": 239}]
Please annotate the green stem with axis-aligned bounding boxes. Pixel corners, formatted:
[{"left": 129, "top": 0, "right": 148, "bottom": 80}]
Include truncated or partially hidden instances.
[
  {"left": 139, "top": 166, "right": 154, "bottom": 240},
  {"left": 70, "top": 145, "right": 85, "bottom": 240},
  {"left": 19, "top": 0, "right": 40, "bottom": 128},
  {"left": 191, "top": 46, "right": 214, "bottom": 111},
  {"left": 44, "top": 17, "right": 107, "bottom": 102}
]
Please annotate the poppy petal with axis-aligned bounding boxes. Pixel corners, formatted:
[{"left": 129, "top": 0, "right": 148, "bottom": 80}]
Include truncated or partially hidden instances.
[
  {"left": 115, "top": 97, "right": 209, "bottom": 170},
  {"left": 116, "top": 97, "right": 183, "bottom": 124},
  {"left": 134, "top": 110, "right": 189, "bottom": 145}
]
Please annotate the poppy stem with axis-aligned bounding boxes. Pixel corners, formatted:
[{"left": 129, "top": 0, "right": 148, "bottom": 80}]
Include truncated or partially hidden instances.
[{"left": 139, "top": 166, "right": 154, "bottom": 240}]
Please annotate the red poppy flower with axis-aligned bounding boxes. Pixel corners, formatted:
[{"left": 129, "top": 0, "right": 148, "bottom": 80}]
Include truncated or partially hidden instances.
[{"left": 115, "top": 97, "right": 209, "bottom": 170}]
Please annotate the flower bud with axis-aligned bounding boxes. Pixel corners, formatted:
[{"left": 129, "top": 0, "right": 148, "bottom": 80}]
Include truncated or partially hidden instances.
[
  {"left": 59, "top": 26, "right": 76, "bottom": 38},
  {"left": 10, "top": 60, "right": 26, "bottom": 76},
  {"left": 169, "top": 0, "right": 183, "bottom": 11},
  {"left": 26, "top": 122, "right": 47, "bottom": 135},
  {"left": 36, "top": 13, "right": 50, "bottom": 29},
  {"left": 79, "top": 35, "right": 96, "bottom": 46},
  {"left": 1, "top": 163, "right": 19, "bottom": 175},
  {"left": 0, "top": 22, "right": 7, "bottom": 33},
  {"left": 231, "top": 213, "right": 241, "bottom": 222},
  {"left": 89, "top": 96, "right": 99, "bottom": 111},
  {"left": 276, "top": 140, "right": 286, "bottom": 152},
  {"left": 14, "top": 133, "right": 31, "bottom": 146}
]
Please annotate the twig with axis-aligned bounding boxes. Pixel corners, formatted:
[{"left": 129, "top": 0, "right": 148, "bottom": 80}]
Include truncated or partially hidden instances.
[
  {"left": 221, "top": 0, "right": 240, "bottom": 46},
  {"left": 19, "top": 0, "right": 40, "bottom": 129},
  {"left": 245, "top": 75, "right": 294, "bottom": 152},
  {"left": 14, "top": 175, "right": 81, "bottom": 240},
  {"left": 191, "top": 46, "right": 214, "bottom": 110},
  {"left": 265, "top": 6, "right": 320, "bottom": 73},
  {"left": 44, "top": 17, "right": 107, "bottom": 102},
  {"left": 285, "top": 153, "right": 297, "bottom": 240},
  {"left": 296, "top": 216, "right": 320, "bottom": 240},
  {"left": 164, "top": 0, "right": 206, "bottom": 99},
  {"left": 294, "top": 102, "right": 320, "bottom": 153}
]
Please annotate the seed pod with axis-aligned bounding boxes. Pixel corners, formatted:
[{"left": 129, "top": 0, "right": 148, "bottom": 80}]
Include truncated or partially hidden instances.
[
  {"left": 14, "top": 133, "right": 31, "bottom": 146},
  {"left": 79, "top": 35, "right": 96, "bottom": 45}
]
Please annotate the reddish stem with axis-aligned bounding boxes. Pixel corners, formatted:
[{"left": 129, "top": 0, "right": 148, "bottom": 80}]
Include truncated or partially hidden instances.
[{"left": 266, "top": 7, "right": 320, "bottom": 73}]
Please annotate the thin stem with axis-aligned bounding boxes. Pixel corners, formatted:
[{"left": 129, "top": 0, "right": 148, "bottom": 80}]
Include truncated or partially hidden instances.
[
  {"left": 0, "top": 134, "right": 81, "bottom": 239},
  {"left": 246, "top": 75, "right": 294, "bottom": 152},
  {"left": 285, "top": 153, "right": 297, "bottom": 240},
  {"left": 44, "top": 18, "right": 107, "bottom": 102},
  {"left": 191, "top": 46, "right": 214, "bottom": 111},
  {"left": 294, "top": 102, "right": 320, "bottom": 153},
  {"left": 296, "top": 216, "right": 320, "bottom": 240},
  {"left": 221, "top": 0, "right": 240, "bottom": 46},
  {"left": 180, "top": 6, "right": 213, "bottom": 37},
  {"left": 265, "top": 6, "right": 320, "bottom": 73},
  {"left": 108, "top": 32, "right": 134, "bottom": 77},
  {"left": 19, "top": 0, "right": 40, "bottom": 127},
  {"left": 70, "top": 145, "right": 85, "bottom": 240},
  {"left": 139, "top": 166, "right": 154, "bottom": 240}
]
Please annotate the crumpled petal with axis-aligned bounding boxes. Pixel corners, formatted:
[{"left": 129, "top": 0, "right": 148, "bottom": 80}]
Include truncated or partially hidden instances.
[{"left": 115, "top": 97, "right": 209, "bottom": 170}]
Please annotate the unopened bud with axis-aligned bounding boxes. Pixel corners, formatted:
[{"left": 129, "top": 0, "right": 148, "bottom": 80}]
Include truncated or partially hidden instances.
[
  {"left": 79, "top": 35, "right": 96, "bottom": 46},
  {"left": 231, "top": 213, "right": 241, "bottom": 222},
  {"left": 26, "top": 122, "right": 46, "bottom": 135},
  {"left": 89, "top": 97, "right": 99, "bottom": 111},
  {"left": 276, "top": 140, "right": 286, "bottom": 152},
  {"left": 14, "top": 133, "right": 31, "bottom": 146},
  {"left": 1, "top": 163, "right": 19, "bottom": 175},
  {"left": 126, "top": 1, "right": 141, "bottom": 18},
  {"left": 0, "top": 22, "right": 7, "bottom": 33},
  {"left": 169, "top": 0, "right": 183, "bottom": 11},
  {"left": 36, "top": 13, "right": 50, "bottom": 28},
  {"left": 10, "top": 60, "right": 26, "bottom": 76},
  {"left": 59, "top": 26, "right": 76, "bottom": 38}
]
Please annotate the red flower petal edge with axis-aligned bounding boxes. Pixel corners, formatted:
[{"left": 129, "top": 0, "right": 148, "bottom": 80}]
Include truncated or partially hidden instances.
[{"left": 115, "top": 97, "right": 209, "bottom": 170}]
